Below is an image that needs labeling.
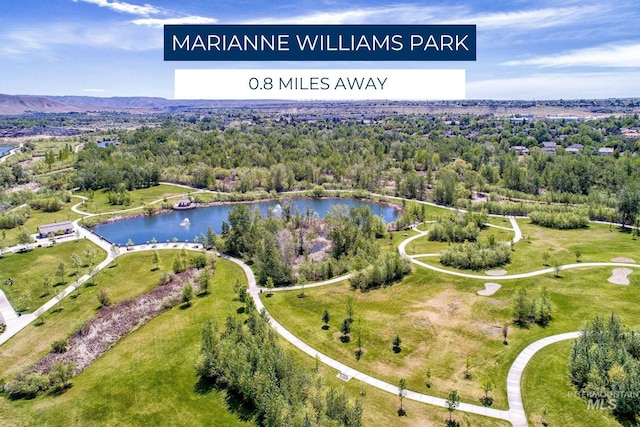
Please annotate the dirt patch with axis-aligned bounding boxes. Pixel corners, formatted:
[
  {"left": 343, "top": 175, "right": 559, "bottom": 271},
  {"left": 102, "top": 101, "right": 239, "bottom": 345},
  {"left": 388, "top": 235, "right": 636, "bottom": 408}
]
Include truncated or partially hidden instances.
[
  {"left": 485, "top": 269, "right": 507, "bottom": 276},
  {"left": 608, "top": 268, "right": 633, "bottom": 285},
  {"left": 477, "top": 283, "right": 501, "bottom": 296},
  {"left": 611, "top": 257, "right": 636, "bottom": 263}
]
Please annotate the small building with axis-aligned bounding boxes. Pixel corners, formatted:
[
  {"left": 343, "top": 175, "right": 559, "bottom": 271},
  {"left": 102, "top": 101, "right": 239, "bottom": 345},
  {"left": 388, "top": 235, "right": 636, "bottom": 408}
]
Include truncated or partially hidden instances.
[
  {"left": 173, "top": 197, "right": 195, "bottom": 210},
  {"left": 566, "top": 143, "right": 584, "bottom": 154},
  {"left": 542, "top": 141, "right": 557, "bottom": 154},
  {"left": 511, "top": 146, "right": 529, "bottom": 155},
  {"left": 38, "top": 221, "right": 74, "bottom": 238},
  {"left": 598, "top": 147, "right": 615, "bottom": 156}
]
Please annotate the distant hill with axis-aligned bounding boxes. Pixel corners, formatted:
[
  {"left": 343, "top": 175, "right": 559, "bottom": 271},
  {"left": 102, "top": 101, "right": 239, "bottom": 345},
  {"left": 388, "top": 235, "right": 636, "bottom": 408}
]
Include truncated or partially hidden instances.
[{"left": 0, "top": 94, "right": 81, "bottom": 114}]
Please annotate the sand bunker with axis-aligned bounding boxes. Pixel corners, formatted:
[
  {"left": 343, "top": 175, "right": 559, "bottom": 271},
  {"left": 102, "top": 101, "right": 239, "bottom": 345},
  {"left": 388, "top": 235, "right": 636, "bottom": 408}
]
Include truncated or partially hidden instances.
[
  {"left": 611, "top": 257, "right": 636, "bottom": 263},
  {"left": 477, "top": 283, "right": 501, "bottom": 296},
  {"left": 608, "top": 268, "right": 633, "bottom": 285},
  {"left": 486, "top": 269, "right": 507, "bottom": 276}
]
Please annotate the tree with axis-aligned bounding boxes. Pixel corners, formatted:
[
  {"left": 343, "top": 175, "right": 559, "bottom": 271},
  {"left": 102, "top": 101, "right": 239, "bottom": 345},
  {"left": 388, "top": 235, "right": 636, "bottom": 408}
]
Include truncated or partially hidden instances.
[
  {"left": 542, "top": 251, "right": 550, "bottom": 266},
  {"left": 340, "top": 318, "right": 351, "bottom": 343},
  {"left": 502, "top": 324, "right": 509, "bottom": 345},
  {"left": 513, "top": 287, "right": 531, "bottom": 326},
  {"left": 199, "top": 268, "right": 211, "bottom": 295},
  {"left": 110, "top": 244, "right": 119, "bottom": 266},
  {"left": 398, "top": 378, "right": 407, "bottom": 416},
  {"left": 445, "top": 390, "right": 460, "bottom": 425},
  {"left": 151, "top": 250, "right": 160, "bottom": 271},
  {"left": 53, "top": 361, "right": 75, "bottom": 390},
  {"left": 346, "top": 295, "right": 355, "bottom": 323},
  {"left": 55, "top": 261, "right": 66, "bottom": 285},
  {"left": 97, "top": 289, "right": 110, "bottom": 307},
  {"left": 618, "top": 182, "right": 640, "bottom": 228},
  {"left": 172, "top": 254, "right": 184, "bottom": 273},
  {"left": 41, "top": 276, "right": 51, "bottom": 296},
  {"left": 553, "top": 259, "right": 561, "bottom": 278},
  {"left": 392, "top": 334, "right": 402, "bottom": 353},
  {"left": 83, "top": 246, "right": 96, "bottom": 267},
  {"left": 321, "top": 309, "right": 330, "bottom": 329},
  {"left": 572, "top": 249, "right": 581, "bottom": 263},
  {"left": 464, "top": 358, "right": 472, "bottom": 380},
  {"left": 535, "top": 287, "right": 552, "bottom": 326},
  {"left": 126, "top": 238, "right": 134, "bottom": 248},
  {"left": 425, "top": 368, "right": 432, "bottom": 388},
  {"left": 265, "top": 276, "right": 274, "bottom": 296},
  {"left": 480, "top": 378, "right": 495, "bottom": 406},
  {"left": 17, "top": 228, "right": 33, "bottom": 251},
  {"left": 182, "top": 282, "right": 194, "bottom": 307},
  {"left": 355, "top": 318, "right": 363, "bottom": 360},
  {"left": 71, "top": 253, "right": 82, "bottom": 276}
]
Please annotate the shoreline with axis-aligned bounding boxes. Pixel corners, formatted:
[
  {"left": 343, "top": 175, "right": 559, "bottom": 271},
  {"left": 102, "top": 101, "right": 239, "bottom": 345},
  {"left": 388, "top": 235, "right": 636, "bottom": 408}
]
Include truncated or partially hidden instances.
[{"left": 82, "top": 191, "right": 404, "bottom": 228}]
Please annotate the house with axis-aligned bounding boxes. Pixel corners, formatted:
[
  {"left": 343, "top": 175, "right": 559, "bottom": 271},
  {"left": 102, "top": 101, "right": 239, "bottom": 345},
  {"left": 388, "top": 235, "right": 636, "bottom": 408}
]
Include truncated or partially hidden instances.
[
  {"left": 542, "top": 141, "right": 557, "bottom": 154},
  {"left": 566, "top": 143, "right": 583, "bottom": 154},
  {"left": 598, "top": 147, "right": 615, "bottom": 156},
  {"left": 511, "top": 146, "right": 529, "bottom": 155},
  {"left": 38, "top": 221, "right": 74, "bottom": 238}
]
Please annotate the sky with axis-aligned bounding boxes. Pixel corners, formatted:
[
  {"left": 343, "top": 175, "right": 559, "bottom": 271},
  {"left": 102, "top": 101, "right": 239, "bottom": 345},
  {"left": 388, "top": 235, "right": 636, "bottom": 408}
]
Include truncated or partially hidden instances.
[{"left": 1, "top": 0, "right": 640, "bottom": 100}]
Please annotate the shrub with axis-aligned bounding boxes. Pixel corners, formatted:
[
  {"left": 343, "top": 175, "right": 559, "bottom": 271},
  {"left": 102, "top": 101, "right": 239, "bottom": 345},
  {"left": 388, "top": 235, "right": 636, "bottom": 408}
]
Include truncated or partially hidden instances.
[
  {"left": 428, "top": 211, "right": 487, "bottom": 243},
  {"left": 350, "top": 252, "right": 411, "bottom": 292},
  {"left": 5, "top": 373, "right": 52, "bottom": 400},
  {"left": 51, "top": 339, "right": 67, "bottom": 354}
]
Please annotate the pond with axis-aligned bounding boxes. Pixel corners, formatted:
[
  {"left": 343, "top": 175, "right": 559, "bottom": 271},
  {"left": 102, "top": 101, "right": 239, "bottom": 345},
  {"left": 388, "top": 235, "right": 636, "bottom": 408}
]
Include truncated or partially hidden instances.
[
  {"left": 92, "top": 198, "right": 401, "bottom": 245},
  {"left": 0, "top": 146, "right": 13, "bottom": 156}
]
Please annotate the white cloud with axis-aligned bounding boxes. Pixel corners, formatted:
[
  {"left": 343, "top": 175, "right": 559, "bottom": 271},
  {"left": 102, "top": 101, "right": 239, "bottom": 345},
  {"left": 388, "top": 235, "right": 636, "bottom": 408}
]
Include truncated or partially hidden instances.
[
  {"left": 454, "top": 6, "right": 601, "bottom": 30},
  {"left": 73, "top": 0, "right": 162, "bottom": 17},
  {"left": 242, "top": 5, "right": 600, "bottom": 29},
  {"left": 467, "top": 72, "right": 640, "bottom": 99},
  {"left": 503, "top": 43, "right": 640, "bottom": 68},
  {"left": 243, "top": 6, "right": 448, "bottom": 25},
  {"left": 132, "top": 16, "right": 218, "bottom": 28}
]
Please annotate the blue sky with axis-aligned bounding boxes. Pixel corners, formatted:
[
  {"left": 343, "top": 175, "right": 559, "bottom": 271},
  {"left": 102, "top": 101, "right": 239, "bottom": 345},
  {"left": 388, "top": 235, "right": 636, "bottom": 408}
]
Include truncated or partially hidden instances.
[{"left": 1, "top": 0, "right": 639, "bottom": 99}]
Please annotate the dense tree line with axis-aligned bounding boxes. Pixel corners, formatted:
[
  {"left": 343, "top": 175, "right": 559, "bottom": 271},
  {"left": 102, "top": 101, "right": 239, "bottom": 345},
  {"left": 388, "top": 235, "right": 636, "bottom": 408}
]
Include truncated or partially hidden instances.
[
  {"left": 440, "top": 241, "right": 511, "bottom": 270},
  {"left": 195, "top": 312, "right": 363, "bottom": 426},
  {"left": 570, "top": 314, "right": 640, "bottom": 419},
  {"left": 428, "top": 211, "right": 487, "bottom": 243},
  {"left": 528, "top": 209, "right": 589, "bottom": 229}
]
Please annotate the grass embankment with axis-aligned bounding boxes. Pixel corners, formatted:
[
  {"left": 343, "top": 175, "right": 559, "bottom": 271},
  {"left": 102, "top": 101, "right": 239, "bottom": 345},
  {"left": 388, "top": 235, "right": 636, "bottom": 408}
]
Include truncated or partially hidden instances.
[
  {"left": 522, "top": 341, "right": 626, "bottom": 427},
  {"left": 0, "top": 255, "right": 251, "bottom": 426},
  {"left": 262, "top": 262, "right": 640, "bottom": 412},
  {"left": 0, "top": 240, "right": 105, "bottom": 312}
]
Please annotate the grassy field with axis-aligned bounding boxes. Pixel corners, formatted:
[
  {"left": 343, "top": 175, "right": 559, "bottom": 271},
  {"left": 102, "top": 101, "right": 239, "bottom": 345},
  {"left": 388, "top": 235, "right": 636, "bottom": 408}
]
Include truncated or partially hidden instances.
[
  {"left": 0, "top": 240, "right": 105, "bottom": 312},
  {"left": 0, "top": 256, "right": 251, "bottom": 427},
  {"left": 76, "top": 184, "right": 190, "bottom": 215},
  {"left": 262, "top": 263, "right": 640, "bottom": 414},
  {"left": 522, "top": 341, "right": 626, "bottom": 426},
  {"left": 412, "top": 219, "right": 639, "bottom": 275}
]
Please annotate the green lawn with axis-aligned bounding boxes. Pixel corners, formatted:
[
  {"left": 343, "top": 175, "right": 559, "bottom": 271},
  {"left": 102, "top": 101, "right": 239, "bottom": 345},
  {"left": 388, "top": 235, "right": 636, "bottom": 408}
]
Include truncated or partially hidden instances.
[
  {"left": 522, "top": 341, "right": 626, "bottom": 426},
  {"left": 262, "top": 263, "right": 640, "bottom": 413},
  {"left": 76, "top": 184, "right": 190, "bottom": 215},
  {"left": 0, "top": 240, "right": 105, "bottom": 312},
  {"left": 0, "top": 256, "right": 252, "bottom": 427}
]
